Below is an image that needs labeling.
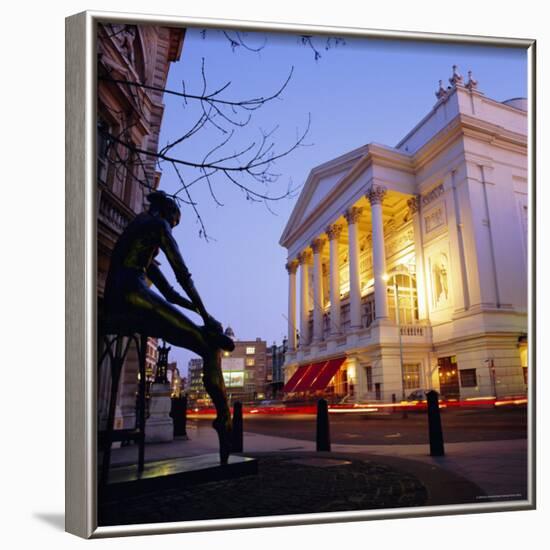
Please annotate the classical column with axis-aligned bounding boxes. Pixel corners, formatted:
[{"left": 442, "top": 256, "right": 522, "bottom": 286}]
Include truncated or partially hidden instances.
[
  {"left": 311, "top": 237, "right": 326, "bottom": 342},
  {"left": 286, "top": 259, "right": 299, "bottom": 350},
  {"left": 367, "top": 185, "right": 389, "bottom": 320},
  {"left": 298, "top": 250, "right": 313, "bottom": 346},
  {"left": 326, "top": 223, "right": 343, "bottom": 335},
  {"left": 407, "top": 195, "right": 428, "bottom": 320},
  {"left": 344, "top": 206, "right": 363, "bottom": 329}
]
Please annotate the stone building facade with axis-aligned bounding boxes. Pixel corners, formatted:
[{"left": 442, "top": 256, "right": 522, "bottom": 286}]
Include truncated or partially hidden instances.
[
  {"left": 266, "top": 341, "right": 287, "bottom": 399},
  {"left": 280, "top": 67, "right": 528, "bottom": 403},
  {"left": 96, "top": 23, "right": 184, "bottom": 430},
  {"left": 187, "top": 358, "right": 209, "bottom": 405},
  {"left": 221, "top": 329, "right": 268, "bottom": 403}
]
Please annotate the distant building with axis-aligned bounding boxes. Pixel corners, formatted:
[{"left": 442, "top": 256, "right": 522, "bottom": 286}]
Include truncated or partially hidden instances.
[
  {"left": 266, "top": 341, "right": 287, "bottom": 399},
  {"left": 280, "top": 67, "right": 528, "bottom": 403},
  {"left": 221, "top": 327, "right": 268, "bottom": 403},
  {"left": 167, "top": 361, "right": 183, "bottom": 397},
  {"left": 187, "top": 358, "right": 208, "bottom": 404}
]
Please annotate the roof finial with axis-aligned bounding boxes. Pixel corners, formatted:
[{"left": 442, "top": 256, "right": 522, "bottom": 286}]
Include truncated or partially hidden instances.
[
  {"left": 466, "top": 70, "right": 478, "bottom": 91},
  {"left": 435, "top": 79, "right": 448, "bottom": 100},
  {"left": 449, "top": 64, "right": 464, "bottom": 87}
]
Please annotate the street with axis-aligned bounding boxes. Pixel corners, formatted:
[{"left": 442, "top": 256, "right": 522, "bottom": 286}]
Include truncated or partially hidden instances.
[{"left": 192, "top": 406, "right": 527, "bottom": 446}]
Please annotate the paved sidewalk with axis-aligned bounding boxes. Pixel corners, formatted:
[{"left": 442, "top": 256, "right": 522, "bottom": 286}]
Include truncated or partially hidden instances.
[
  {"left": 334, "top": 438, "right": 528, "bottom": 501},
  {"left": 108, "top": 420, "right": 528, "bottom": 503},
  {"left": 100, "top": 451, "right": 431, "bottom": 526}
]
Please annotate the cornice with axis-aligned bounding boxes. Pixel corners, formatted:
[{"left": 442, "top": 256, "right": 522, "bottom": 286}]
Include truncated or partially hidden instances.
[
  {"left": 281, "top": 110, "right": 527, "bottom": 251},
  {"left": 412, "top": 113, "right": 527, "bottom": 171},
  {"left": 459, "top": 114, "right": 527, "bottom": 152}
]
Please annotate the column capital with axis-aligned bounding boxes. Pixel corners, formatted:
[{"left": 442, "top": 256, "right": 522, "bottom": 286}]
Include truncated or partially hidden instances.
[
  {"left": 366, "top": 185, "right": 387, "bottom": 206},
  {"left": 310, "top": 236, "right": 327, "bottom": 254},
  {"left": 344, "top": 206, "right": 363, "bottom": 225},
  {"left": 298, "top": 249, "right": 313, "bottom": 265},
  {"left": 407, "top": 194, "right": 421, "bottom": 215},
  {"left": 285, "top": 259, "right": 299, "bottom": 274},
  {"left": 326, "top": 222, "right": 343, "bottom": 241}
]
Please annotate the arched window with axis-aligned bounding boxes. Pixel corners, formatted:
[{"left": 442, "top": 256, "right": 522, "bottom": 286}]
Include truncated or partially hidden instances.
[{"left": 387, "top": 270, "right": 418, "bottom": 325}]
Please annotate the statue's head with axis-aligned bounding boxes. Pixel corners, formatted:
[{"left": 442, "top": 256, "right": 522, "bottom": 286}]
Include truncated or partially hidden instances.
[{"left": 147, "top": 191, "right": 181, "bottom": 228}]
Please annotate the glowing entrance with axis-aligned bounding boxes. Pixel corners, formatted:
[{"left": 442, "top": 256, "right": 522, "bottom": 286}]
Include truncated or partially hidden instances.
[{"left": 438, "top": 356, "right": 459, "bottom": 399}]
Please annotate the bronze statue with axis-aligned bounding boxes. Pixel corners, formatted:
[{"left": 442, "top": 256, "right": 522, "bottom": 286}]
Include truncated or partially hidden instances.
[{"left": 104, "top": 191, "right": 235, "bottom": 463}]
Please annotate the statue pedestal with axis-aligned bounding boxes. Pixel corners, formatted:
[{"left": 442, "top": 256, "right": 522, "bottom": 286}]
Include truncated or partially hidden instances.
[
  {"left": 145, "top": 383, "right": 173, "bottom": 443},
  {"left": 100, "top": 454, "right": 258, "bottom": 501}
]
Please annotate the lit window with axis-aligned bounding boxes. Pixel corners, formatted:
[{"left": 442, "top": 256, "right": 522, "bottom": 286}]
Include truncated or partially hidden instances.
[
  {"left": 365, "top": 366, "right": 373, "bottom": 392},
  {"left": 245, "top": 347, "right": 255, "bottom": 355},
  {"left": 246, "top": 358, "right": 255, "bottom": 367},
  {"left": 460, "top": 369, "right": 477, "bottom": 388},
  {"left": 403, "top": 364, "right": 420, "bottom": 390}
]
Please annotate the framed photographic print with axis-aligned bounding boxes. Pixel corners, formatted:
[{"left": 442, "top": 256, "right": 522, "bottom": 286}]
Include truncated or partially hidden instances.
[{"left": 65, "top": 9, "right": 536, "bottom": 539}]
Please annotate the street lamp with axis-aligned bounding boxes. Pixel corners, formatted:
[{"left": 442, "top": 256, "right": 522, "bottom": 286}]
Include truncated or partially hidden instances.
[
  {"left": 155, "top": 340, "right": 170, "bottom": 384},
  {"left": 393, "top": 279, "right": 407, "bottom": 418},
  {"left": 485, "top": 358, "right": 497, "bottom": 398}
]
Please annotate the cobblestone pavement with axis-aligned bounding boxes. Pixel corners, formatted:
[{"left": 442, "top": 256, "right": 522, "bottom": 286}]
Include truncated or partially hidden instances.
[{"left": 98, "top": 453, "right": 428, "bottom": 526}]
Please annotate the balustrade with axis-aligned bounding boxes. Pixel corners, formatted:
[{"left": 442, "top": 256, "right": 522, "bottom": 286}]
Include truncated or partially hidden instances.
[{"left": 98, "top": 186, "right": 135, "bottom": 235}]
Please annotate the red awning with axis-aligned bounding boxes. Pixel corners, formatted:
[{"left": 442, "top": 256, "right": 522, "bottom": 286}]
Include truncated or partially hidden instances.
[
  {"left": 310, "top": 357, "right": 346, "bottom": 391},
  {"left": 293, "top": 361, "right": 329, "bottom": 392},
  {"left": 283, "top": 364, "right": 310, "bottom": 393}
]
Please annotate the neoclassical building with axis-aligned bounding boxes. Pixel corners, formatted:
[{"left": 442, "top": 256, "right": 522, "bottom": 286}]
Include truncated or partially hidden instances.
[{"left": 280, "top": 67, "right": 528, "bottom": 403}]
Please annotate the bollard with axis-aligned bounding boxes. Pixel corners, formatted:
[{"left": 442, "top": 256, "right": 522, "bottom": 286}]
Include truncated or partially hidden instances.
[
  {"left": 426, "top": 390, "right": 445, "bottom": 456},
  {"left": 316, "top": 399, "right": 331, "bottom": 452},
  {"left": 170, "top": 394, "right": 189, "bottom": 439},
  {"left": 232, "top": 401, "right": 243, "bottom": 453}
]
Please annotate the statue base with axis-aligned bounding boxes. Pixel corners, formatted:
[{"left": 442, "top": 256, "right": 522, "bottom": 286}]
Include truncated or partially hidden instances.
[
  {"left": 99, "top": 453, "right": 258, "bottom": 500},
  {"left": 145, "top": 383, "right": 173, "bottom": 443}
]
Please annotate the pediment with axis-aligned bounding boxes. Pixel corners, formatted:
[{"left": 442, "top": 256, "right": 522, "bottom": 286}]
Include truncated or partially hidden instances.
[{"left": 280, "top": 148, "right": 367, "bottom": 247}]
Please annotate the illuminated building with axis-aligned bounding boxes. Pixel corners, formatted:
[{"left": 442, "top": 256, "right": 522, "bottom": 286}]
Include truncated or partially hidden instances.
[
  {"left": 221, "top": 327, "right": 268, "bottom": 403},
  {"left": 167, "top": 361, "right": 184, "bottom": 398},
  {"left": 187, "top": 358, "right": 208, "bottom": 404},
  {"left": 266, "top": 341, "right": 287, "bottom": 399},
  {"left": 280, "top": 67, "right": 528, "bottom": 403}
]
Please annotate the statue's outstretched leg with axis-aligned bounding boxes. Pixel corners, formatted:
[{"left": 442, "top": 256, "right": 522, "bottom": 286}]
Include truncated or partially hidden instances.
[
  {"left": 202, "top": 348, "right": 232, "bottom": 464},
  {"left": 115, "top": 289, "right": 236, "bottom": 464}
]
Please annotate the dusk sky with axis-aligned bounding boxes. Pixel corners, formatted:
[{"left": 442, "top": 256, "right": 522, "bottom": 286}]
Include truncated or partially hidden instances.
[{"left": 155, "top": 27, "right": 527, "bottom": 376}]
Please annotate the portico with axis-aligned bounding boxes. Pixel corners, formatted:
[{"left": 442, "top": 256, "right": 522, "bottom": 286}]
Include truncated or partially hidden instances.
[{"left": 284, "top": 183, "right": 423, "bottom": 348}]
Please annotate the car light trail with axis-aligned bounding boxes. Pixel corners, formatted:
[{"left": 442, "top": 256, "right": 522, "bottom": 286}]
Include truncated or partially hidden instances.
[{"left": 186, "top": 396, "right": 526, "bottom": 417}]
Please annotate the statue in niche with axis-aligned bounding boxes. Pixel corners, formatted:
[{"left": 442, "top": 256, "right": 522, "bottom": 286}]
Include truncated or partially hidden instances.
[
  {"left": 117, "top": 25, "right": 136, "bottom": 65},
  {"left": 104, "top": 191, "right": 235, "bottom": 463},
  {"left": 432, "top": 253, "right": 449, "bottom": 307}
]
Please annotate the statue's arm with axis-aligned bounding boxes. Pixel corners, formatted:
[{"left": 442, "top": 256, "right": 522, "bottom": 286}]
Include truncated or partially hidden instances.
[
  {"left": 159, "top": 222, "right": 211, "bottom": 322},
  {"left": 146, "top": 263, "right": 197, "bottom": 312}
]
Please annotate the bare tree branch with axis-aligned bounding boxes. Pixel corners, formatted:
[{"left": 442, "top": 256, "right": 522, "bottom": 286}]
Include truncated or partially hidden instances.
[
  {"left": 98, "top": 64, "right": 294, "bottom": 110},
  {"left": 100, "top": 112, "right": 310, "bottom": 176},
  {"left": 97, "top": 23, "right": 329, "bottom": 240}
]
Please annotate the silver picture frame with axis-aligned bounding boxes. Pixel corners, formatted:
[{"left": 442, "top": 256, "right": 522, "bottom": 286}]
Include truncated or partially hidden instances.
[{"left": 65, "top": 9, "right": 536, "bottom": 539}]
